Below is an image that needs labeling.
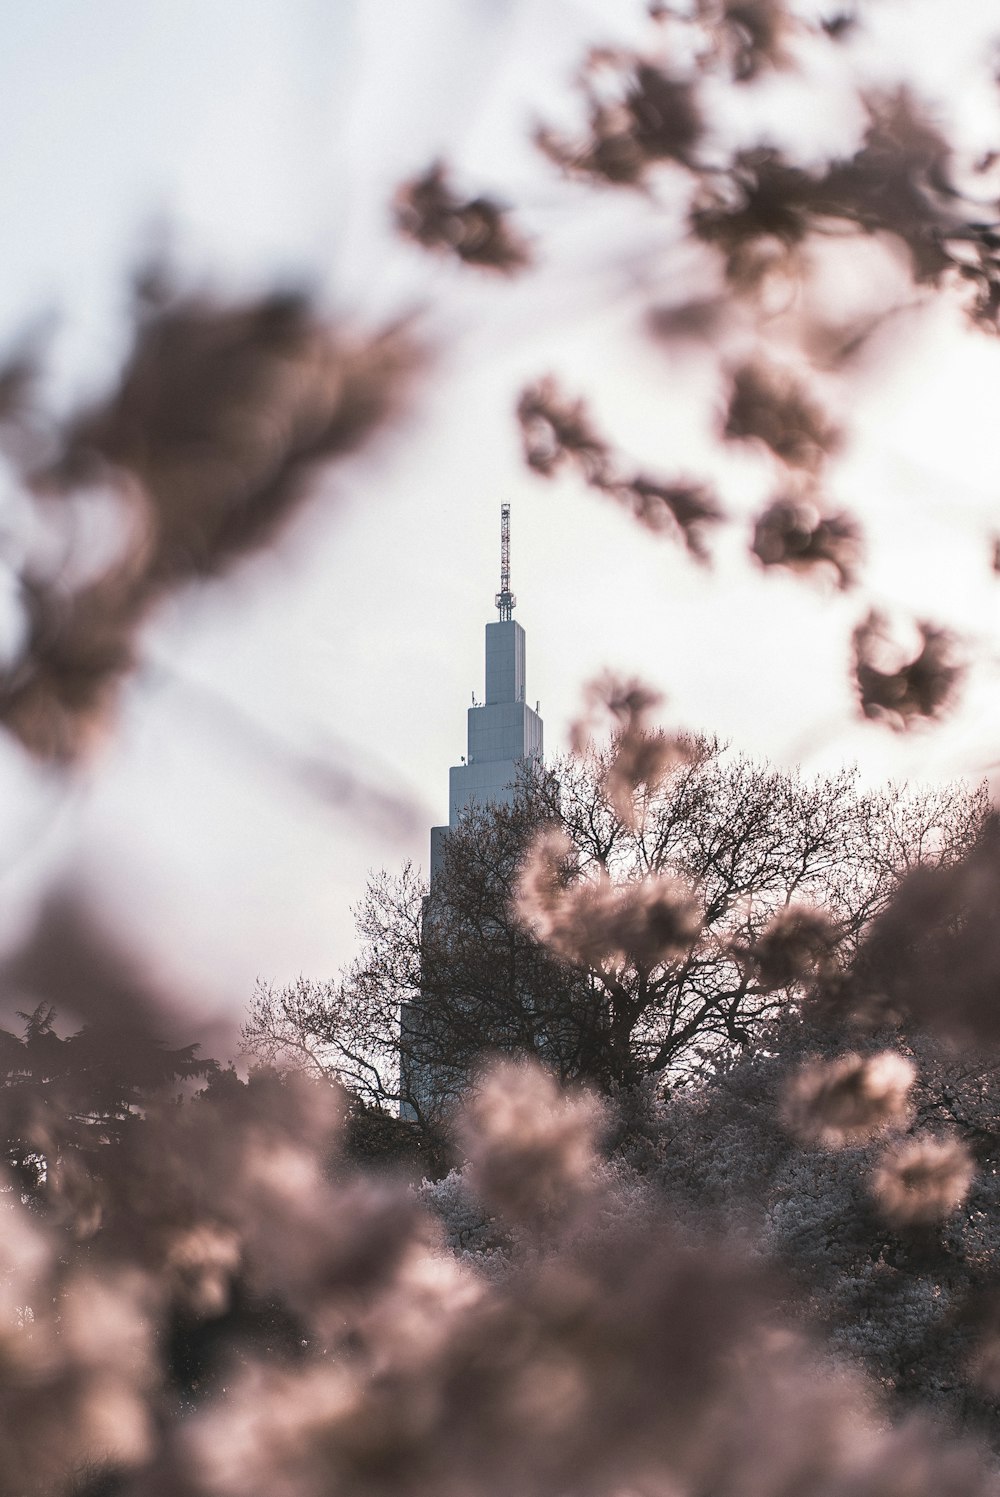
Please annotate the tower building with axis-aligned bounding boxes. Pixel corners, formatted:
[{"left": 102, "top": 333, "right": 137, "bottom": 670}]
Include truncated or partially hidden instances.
[
  {"left": 402, "top": 506, "right": 544, "bottom": 1119},
  {"left": 429, "top": 504, "right": 544, "bottom": 881}
]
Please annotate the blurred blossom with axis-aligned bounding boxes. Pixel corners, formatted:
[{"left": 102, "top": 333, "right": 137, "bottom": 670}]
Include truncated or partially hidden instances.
[
  {"left": 0, "top": 1033, "right": 992, "bottom": 1494},
  {"left": 853, "top": 609, "right": 964, "bottom": 730},
  {"left": 967, "top": 1297, "right": 1000, "bottom": 1399},
  {"left": 569, "top": 672, "right": 664, "bottom": 755},
  {"left": 691, "top": 88, "right": 1000, "bottom": 317},
  {"left": 603, "top": 727, "right": 693, "bottom": 829},
  {"left": 515, "top": 825, "right": 702, "bottom": 970},
  {"left": 0, "top": 288, "right": 416, "bottom": 762},
  {"left": 394, "top": 163, "right": 531, "bottom": 273},
  {"left": 751, "top": 497, "right": 862, "bottom": 588},
  {"left": 723, "top": 361, "right": 841, "bottom": 471},
  {"left": 2, "top": 5, "right": 1000, "bottom": 1492},
  {"left": 748, "top": 904, "right": 842, "bottom": 992},
  {"left": 517, "top": 376, "right": 611, "bottom": 484},
  {"left": 569, "top": 674, "right": 692, "bottom": 830},
  {"left": 846, "top": 815, "right": 1000, "bottom": 1044},
  {"left": 535, "top": 54, "right": 703, "bottom": 185},
  {"left": 0, "top": 1237, "right": 156, "bottom": 1490},
  {"left": 870, "top": 1133, "right": 974, "bottom": 1227},
  {"left": 163, "top": 1224, "right": 243, "bottom": 1318},
  {"left": 708, "top": 0, "right": 799, "bottom": 82},
  {"left": 459, "top": 1060, "right": 603, "bottom": 1226},
  {"left": 619, "top": 476, "right": 722, "bottom": 554},
  {"left": 782, "top": 1050, "right": 916, "bottom": 1149},
  {"left": 517, "top": 378, "right": 722, "bottom": 556}
]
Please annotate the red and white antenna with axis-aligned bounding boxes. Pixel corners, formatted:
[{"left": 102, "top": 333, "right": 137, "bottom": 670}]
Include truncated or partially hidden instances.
[{"left": 495, "top": 502, "right": 516, "bottom": 620}]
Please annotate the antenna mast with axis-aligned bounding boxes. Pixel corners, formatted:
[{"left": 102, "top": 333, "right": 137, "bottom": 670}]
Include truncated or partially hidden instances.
[{"left": 495, "top": 502, "right": 516, "bottom": 620}]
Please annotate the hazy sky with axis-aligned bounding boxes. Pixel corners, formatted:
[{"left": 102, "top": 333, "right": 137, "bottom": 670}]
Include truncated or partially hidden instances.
[{"left": 3, "top": 0, "right": 1000, "bottom": 1044}]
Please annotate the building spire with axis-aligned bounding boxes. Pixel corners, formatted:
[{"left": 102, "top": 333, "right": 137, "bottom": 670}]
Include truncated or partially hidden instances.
[{"left": 495, "top": 502, "right": 516, "bottom": 620}]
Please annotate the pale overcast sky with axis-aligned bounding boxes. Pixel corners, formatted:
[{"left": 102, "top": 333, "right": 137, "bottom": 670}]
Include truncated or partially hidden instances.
[{"left": 2, "top": 0, "right": 1000, "bottom": 1046}]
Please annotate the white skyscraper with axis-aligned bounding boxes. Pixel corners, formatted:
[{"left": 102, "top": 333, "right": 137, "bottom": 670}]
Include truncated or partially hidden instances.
[
  {"left": 429, "top": 504, "right": 543, "bottom": 881},
  {"left": 402, "top": 506, "right": 544, "bottom": 1118}
]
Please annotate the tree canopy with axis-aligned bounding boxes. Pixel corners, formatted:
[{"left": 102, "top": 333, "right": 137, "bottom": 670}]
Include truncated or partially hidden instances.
[
  {"left": 7, "top": 3, "right": 1000, "bottom": 1493},
  {"left": 0, "top": 1003, "right": 215, "bottom": 1212},
  {"left": 244, "top": 734, "right": 987, "bottom": 1118}
]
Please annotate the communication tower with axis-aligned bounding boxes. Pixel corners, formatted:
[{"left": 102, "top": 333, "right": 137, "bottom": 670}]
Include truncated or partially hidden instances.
[{"left": 495, "top": 502, "right": 516, "bottom": 621}]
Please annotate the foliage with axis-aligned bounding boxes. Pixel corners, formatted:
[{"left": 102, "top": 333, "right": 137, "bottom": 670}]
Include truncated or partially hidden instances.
[
  {"left": 0, "top": 1003, "right": 214, "bottom": 1213},
  {"left": 10, "top": 1026, "right": 1000, "bottom": 1497},
  {"left": 0, "top": 284, "right": 414, "bottom": 762},
  {"left": 6, "top": 2, "right": 1000, "bottom": 1493},
  {"left": 396, "top": 8, "right": 1000, "bottom": 720},
  {"left": 624, "top": 1003, "right": 1000, "bottom": 1449},
  {"left": 245, "top": 735, "right": 987, "bottom": 1117}
]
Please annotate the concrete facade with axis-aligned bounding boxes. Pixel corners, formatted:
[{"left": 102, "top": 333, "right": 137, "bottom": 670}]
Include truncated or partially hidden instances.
[
  {"left": 485, "top": 620, "right": 525, "bottom": 704},
  {"left": 431, "top": 616, "right": 543, "bottom": 879},
  {"left": 402, "top": 583, "right": 545, "bottom": 1119}
]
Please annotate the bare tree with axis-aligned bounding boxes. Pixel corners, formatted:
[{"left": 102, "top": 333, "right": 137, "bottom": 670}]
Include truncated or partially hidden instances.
[
  {"left": 244, "top": 738, "right": 987, "bottom": 1116},
  {"left": 6, "top": 7, "right": 1000, "bottom": 1490},
  {"left": 245, "top": 798, "right": 595, "bottom": 1125}
]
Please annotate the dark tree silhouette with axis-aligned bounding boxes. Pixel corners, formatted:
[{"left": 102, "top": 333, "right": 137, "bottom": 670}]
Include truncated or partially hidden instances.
[
  {"left": 244, "top": 738, "right": 986, "bottom": 1117},
  {"left": 0, "top": 1003, "right": 215, "bottom": 1215},
  {"left": 3, "top": 5, "right": 1000, "bottom": 1493}
]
